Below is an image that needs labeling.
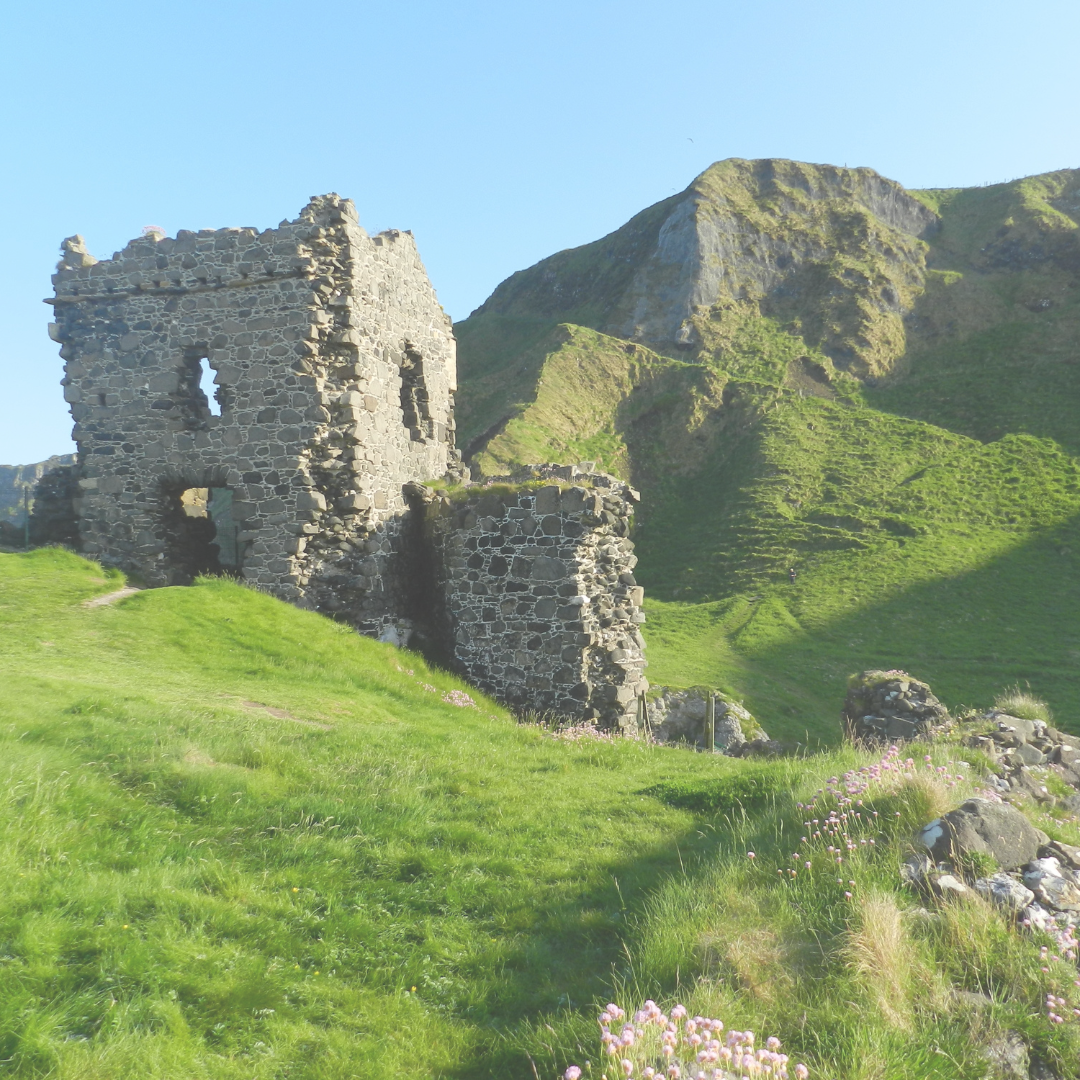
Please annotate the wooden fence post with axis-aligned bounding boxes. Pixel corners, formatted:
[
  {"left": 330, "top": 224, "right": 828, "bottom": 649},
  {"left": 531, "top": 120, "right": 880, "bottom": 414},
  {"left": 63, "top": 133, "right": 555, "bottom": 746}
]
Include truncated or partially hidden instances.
[{"left": 705, "top": 693, "right": 715, "bottom": 753}]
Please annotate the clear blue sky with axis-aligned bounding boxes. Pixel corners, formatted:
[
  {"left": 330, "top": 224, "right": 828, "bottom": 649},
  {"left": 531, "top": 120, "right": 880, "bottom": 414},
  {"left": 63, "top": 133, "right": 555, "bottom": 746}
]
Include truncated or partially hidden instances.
[{"left": 1, "top": 0, "right": 1077, "bottom": 464}]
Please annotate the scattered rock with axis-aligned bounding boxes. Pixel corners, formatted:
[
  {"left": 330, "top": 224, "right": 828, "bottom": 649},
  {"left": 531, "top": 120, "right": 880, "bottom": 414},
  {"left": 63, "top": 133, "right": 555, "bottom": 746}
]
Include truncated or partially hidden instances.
[
  {"left": 1020, "top": 901, "right": 1056, "bottom": 934},
  {"left": 1022, "top": 858, "right": 1080, "bottom": 912},
  {"left": 974, "top": 872, "right": 1035, "bottom": 912},
  {"left": 901, "top": 852, "right": 933, "bottom": 888},
  {"left": 842, "top": 669, "right": 949, "bottom": 744},
  {"left": 983, "top": 1031, "right": 1029, "bottom": 1079},
  {"left": 934, "top": 872, "right": 969, "bottom": 898},
  {"left": 646, "top": 686, "right": 760, "bottom": 750},
  {"left": 1039, "top": 840, "right": 1080, "bottom": 872},
  {"left": 726, "top": 737, "right": 794, "bottom": 758},
  {"left": 918, "top": 798, "right": 1047, "bottom": 871}
]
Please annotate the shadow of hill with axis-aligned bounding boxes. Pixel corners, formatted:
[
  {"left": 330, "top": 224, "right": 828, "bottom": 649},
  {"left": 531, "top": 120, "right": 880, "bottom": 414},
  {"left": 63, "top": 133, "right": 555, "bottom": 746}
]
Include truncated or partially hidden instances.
[{"left": 646, "top": 512, "right": 1080, "bottom": 745}]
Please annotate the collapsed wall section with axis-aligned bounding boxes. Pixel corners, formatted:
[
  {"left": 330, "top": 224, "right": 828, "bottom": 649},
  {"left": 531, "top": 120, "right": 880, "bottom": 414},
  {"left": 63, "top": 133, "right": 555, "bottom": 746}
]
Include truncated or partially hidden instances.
[{"left": 422, "top": 468, "right": 648, "bottom": 729}]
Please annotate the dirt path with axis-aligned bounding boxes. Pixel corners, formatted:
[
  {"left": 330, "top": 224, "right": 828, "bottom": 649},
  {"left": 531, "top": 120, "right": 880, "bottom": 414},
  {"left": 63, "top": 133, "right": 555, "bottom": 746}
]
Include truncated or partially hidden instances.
[{"left": 82, "top": 586, "right": 141, "bottom": 608}]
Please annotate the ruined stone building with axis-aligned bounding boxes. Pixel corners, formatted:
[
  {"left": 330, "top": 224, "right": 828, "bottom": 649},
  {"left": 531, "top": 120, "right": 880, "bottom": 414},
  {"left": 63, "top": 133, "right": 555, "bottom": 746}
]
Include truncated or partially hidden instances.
[{"left": 48, "top": 196, "right": 647, "bottom": 728}]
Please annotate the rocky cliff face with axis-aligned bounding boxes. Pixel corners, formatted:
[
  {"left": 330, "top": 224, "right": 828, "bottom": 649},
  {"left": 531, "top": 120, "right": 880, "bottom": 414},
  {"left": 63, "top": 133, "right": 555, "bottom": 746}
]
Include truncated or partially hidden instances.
[
  {"left": 0, "top": 455, "right": 76, "bottom": 525},
  {"left": 469, "top": 158, "right": 940, "bottom": 379}
]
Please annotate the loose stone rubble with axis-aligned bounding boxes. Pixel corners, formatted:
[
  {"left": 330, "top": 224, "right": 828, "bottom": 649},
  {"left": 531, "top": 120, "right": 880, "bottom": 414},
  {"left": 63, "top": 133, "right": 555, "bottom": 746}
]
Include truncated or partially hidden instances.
[
  {"left": 878, "top": 675, "right": 1080, "bottom": 980},
  {"left": 842, "top": 669, "right": 950, "bottom": 743}
]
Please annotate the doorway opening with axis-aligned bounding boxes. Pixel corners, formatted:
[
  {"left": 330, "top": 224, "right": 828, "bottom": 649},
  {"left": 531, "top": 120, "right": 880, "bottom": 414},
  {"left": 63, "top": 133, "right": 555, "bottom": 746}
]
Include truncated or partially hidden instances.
[{"left": 160, "top": 484, "right": 241, "bottom": 584}]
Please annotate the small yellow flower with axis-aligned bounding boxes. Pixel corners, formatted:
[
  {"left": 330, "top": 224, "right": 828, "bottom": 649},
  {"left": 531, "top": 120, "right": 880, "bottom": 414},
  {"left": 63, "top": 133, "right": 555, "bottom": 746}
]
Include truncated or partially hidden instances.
[
  {"left": 292, "top": 887, "right": 299, "bottom": 892},
  {"left": 122, "top": 924, "right": 129, "bottom": 929},
  {"left": 411, "top": 986, "right": 417, "bottom": 992},
  {"left": 314, "top": 971, "right": 320, "bottom": 975}
]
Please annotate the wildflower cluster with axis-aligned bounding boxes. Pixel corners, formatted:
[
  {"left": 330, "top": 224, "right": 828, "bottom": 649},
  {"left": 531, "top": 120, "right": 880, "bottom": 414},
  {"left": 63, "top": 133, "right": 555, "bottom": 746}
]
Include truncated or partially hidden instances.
[
  {"left": 442, "top": 689, "right": 477, "bottom": 707},
  {"left": 549, "top": 723, "right": 618, "bottom": 744},
  {"left": 1045, "top": 990, "right": 1080, "bottom": 1025},
  {"left": 563, "top": 1002, "right": 808, "bottom": 1079},
  {"left": 765, "top": 746, "right": 969, "bottom": 899},
  {"left": 1039, "top": 939, "right": 1080, "bottom": 1028}
]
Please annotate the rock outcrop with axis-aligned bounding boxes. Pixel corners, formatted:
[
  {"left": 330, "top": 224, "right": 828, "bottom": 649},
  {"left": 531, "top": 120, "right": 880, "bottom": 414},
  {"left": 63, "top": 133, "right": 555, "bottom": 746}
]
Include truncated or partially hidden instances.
[{"left": 465, "top": 158, "right": 937, "bottom": 380}]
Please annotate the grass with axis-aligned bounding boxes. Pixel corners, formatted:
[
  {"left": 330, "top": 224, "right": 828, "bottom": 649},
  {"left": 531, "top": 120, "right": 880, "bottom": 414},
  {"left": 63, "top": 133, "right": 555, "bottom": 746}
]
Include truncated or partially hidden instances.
[
  {"left": 452, "top": 164, "right": 1080, "bottom": 744},
  {"left": 993, "top": 687, "right": 1054, "bottom": 724},
  {"left": 4, "top": 550, "right": 1080, "bottom": 1077}
]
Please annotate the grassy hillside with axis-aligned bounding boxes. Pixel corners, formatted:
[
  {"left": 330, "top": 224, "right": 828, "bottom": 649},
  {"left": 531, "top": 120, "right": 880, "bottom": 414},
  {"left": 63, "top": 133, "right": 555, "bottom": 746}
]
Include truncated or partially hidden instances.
[
  {"left": 454, "top": 164, "right": 1080, "bottom": 739},
  {"left": 4, "top": 549, "right": 1080, "bottom": 1078}
]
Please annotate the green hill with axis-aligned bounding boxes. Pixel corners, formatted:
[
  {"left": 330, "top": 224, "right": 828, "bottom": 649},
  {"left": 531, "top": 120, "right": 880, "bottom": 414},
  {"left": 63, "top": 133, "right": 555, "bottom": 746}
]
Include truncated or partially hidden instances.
[
  {"left": 454, "top": 160, "right": 1080, "bottom": 740},
  {"left": 4, "top": 549, "right": 1080, "bottom": 1077}
]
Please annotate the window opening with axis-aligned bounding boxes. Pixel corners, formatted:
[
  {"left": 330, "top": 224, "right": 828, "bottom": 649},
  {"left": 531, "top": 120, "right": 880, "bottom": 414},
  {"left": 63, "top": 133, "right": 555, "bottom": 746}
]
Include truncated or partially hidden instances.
[
  {"left": 173, "top": 348, "right": 224, "bottom": 427},
  {"left": 197, "top": 357, "right": 221, "bottom": 416},
  {"left": 161, "top": 485, "right": 241, "bottom": 584},
  {"left": 399, "top": 341, "right": 432, "bottom": 442}
]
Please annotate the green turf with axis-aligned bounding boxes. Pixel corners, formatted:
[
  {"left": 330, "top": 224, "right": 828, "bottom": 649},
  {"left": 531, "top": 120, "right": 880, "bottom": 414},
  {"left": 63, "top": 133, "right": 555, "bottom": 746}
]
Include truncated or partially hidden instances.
[
  {"left": 452, "top": 164, "right": 1080, "bottom": 742},
  {"left": 4, "top": 550, "right": 1079, "bottom": 1077}
]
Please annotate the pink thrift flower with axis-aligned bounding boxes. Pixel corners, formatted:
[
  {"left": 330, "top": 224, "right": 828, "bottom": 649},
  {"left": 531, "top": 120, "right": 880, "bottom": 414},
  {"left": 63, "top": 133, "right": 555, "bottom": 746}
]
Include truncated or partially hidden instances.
[{"left": 565, "top": 1069, "right": 582, "bottom": 1080}]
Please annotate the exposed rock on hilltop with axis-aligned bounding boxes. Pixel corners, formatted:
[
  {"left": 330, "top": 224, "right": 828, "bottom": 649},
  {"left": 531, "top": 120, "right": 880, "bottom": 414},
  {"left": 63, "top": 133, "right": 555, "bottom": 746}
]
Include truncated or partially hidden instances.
[
  {"left": 454, "top": 159, "right": 1080, "bottom": 733},
  {"left": 469, "top": 158, "right": 939, "bottom": 379}
]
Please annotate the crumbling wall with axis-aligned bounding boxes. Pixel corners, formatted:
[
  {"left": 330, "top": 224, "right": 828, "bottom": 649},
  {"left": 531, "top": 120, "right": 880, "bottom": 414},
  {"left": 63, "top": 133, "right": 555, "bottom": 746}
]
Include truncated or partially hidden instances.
[
  {"left": 422, "top": 466, "right": 648, "bottom": 729},
  {"left": 48, "top": 200, "right": 650, "bottom": 724},
  {"left": 49, "top": 195, "right": 458, "bottom": 629}
]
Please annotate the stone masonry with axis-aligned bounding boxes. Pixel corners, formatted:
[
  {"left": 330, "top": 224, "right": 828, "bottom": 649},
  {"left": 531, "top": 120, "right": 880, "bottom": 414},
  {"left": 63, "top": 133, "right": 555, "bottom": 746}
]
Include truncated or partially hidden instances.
[
  {"left": 420, "top": 465, "right": 648, "bottom": 730},
  {"left": 47, "top": 199, "right": 649, "bottom": 724},
  {"left": 49, "top": 195, "right": 458, "bottom": 634}
]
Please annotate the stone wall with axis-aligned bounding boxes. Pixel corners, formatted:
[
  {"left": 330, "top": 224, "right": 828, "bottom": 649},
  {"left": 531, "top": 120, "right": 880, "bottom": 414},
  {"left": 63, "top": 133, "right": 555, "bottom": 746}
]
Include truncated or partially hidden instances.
[
  {"left": 49, "top": 195, "right": 458, "bottom": 632},
  {"left": 421, "top": 465, "right": 648, "bottom": 729},
  {"left": 48, "top": 200, "right": 650, "bottom": 724}
]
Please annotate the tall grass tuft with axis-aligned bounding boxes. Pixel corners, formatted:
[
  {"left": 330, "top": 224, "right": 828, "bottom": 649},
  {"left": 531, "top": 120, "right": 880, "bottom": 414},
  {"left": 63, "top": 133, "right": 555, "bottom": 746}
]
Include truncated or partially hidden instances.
[
  {"left": 994, "top": 685, "right": 1053, "bottom": 724},
  {"left": 844, "top": 891, "right": 912, "bottom": 1030}
]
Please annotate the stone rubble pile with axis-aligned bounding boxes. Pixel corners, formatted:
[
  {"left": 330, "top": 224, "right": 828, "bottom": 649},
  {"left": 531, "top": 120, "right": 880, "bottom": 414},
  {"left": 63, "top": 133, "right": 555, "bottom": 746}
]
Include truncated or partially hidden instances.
[
  {"left": 841, "top": 669, "right": 950, "bottom": 743},
  {"left": 870, "top": 681, "right": 1080, "bottom": 974},
  {"left": 840, "top": 669, "right": 1080, "bottom": 998}
]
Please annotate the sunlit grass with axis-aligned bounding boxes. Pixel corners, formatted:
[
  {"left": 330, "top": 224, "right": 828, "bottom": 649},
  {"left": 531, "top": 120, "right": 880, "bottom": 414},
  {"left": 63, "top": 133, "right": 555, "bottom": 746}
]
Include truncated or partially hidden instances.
[{"left": 3, "top": 549, "right": 1079, "bottom": 1077}]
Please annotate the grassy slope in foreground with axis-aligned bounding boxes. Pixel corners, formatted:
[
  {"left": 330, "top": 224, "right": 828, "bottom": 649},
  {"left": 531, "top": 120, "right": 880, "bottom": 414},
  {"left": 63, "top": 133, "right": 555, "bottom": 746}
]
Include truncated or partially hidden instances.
[{"left": 5, "top": 550, "right": 1080, "bottom": 1078}]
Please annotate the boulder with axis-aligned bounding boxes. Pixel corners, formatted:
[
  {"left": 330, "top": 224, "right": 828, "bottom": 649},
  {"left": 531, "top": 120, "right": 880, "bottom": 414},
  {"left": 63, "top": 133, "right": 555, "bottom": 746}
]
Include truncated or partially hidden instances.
[
  {"left": 646, "top": 686, "right": 761, "bottom": 750},
  {"left": 1039, "top": 840, "right": 1080, "bottom": 872},
  {"left": 973, "top": 873, "right": 1034, "bottom": 912},
  {"left": 726, "top": 737, "right": 793, "bottom": 758},
  {"left": 1022, "top": 858, "right": 1080, "bottom": 912},
  {"left": 842, "top": 669, "right": 949, "bottom": 744},
  {"left": 918, "top": 798, "right": 1047, "bottom": 871},
  {"left": 983, "top": 1031, "right": 1029, "bottom": 1080}
]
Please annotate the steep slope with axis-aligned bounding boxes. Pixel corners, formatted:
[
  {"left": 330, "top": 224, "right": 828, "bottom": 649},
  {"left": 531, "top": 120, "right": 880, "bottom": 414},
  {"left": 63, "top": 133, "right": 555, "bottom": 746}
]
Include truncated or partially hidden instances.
[
  {"left": 464, "top": 158, "right": 938, "bottom": 383},
  {"left": 455, "top": 161, "right": 1080, "bottom": 735}
]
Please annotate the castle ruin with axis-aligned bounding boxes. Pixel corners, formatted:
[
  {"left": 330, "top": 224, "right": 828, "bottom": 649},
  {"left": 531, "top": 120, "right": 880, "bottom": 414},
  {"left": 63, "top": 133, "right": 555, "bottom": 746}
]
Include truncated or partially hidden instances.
[{"left": 47, "top": 196, "right": 647, "bottom": 728}]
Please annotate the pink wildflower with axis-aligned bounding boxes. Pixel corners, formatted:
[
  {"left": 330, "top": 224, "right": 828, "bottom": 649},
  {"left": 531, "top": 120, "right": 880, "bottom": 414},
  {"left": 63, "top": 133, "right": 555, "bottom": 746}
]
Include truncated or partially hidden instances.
[{"left": 565, "top": 1070, "right": 582, "bottom": 1080}]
